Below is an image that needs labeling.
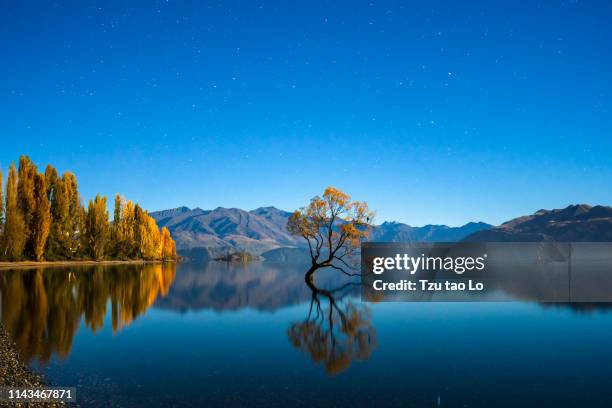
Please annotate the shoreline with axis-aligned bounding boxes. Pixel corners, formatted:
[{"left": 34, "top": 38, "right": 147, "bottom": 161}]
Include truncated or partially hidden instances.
[
  {"left": 0, "top": 324, "right": 66, "bottom": 407},
  {"left": 0, "top": 259, "right": 176, "bottom": 270}
]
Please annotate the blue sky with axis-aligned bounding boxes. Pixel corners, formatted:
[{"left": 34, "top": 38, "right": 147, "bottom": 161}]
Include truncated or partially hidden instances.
[{"left": 1, "top": 0, "right": 611, "bottom": 226}]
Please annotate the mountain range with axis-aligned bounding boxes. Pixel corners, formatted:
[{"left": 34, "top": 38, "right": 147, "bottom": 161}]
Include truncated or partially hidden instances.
[
  {"left": 464, "top": 204, "right": 612, "bottom": 242},
  {"left": 150, "top": 204, "right": 612, "bottom": 260},
  {"left": 150, "top": 206, "right": 493, "bottom": 259},
  {"left": 150, "top": 206, "right": 300, "bottom": 258}
]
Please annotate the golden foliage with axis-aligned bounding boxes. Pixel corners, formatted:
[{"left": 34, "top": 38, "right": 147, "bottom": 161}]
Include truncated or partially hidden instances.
[
  {"left": 161, "top": 227, "right": 177, "bottom": 260},
  {"left": 0, "top": 156, "right": 177, "bottom": 261},
  {"left": 45, "top": 166, "right": 82, "bottom": 259},
  {"left": 85, "top": 195, "right": 110, "bottom": 260},
  {"left": 32, "top": 174, "right": 51, "bottom": 261},
  {"left": 0, "top": 169, "right": 3, "bottom": 230},
  {"left": 17, "top": 156, "right": 37, "bottom": 257},
  {"left": 2, "top": 164, "right": 26, "bottom": 260},
  {"left": 109, "top": 197, "right": 175, "bottom": 261},
  {"left": 287, "top": 186, "right": 374, "bottom": 276}
]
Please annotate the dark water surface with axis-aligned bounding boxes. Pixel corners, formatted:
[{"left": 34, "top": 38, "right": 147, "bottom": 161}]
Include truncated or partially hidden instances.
[{"left": 1, "top": 261, "right": 612, "bottom": 407}]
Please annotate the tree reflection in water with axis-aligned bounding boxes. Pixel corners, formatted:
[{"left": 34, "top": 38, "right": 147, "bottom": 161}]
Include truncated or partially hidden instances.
[
  {"left": 287, "top": 278, "right": 377, "bottom": 375},
  {"left": 0, "top": 263, "right": 176, "bottom": 363}
]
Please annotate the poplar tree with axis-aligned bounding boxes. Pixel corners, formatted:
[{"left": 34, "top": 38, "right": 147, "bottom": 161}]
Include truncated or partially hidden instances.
[
  {"left": 45, "top": 165, "right": 67, "bottom": 259},
  {"left": 63, "top": 172, "right": 82, "bottom": 257},
  {"left": 44, "top": 164, "right": 58, "bottom": 199},
  {"left": 3, "top": 163, "right": 26, "bottom": 260},
  {"left": 85, "top": 195, "right": 110, "bottom": 260},
  {"left": 121, "top": 200, "right": 136, "bottom": 257},
  {"left": 111, "top": 194, "right": 125, "bottom": 258},
  {"left": 161, "top": 227, "right": 176, "bottom": 260},
  {"left": 1, "top": 156, "right": 176, "bottom": 262},
  {"left": 32, "top": 173, "right": 51, "bottom": 261},
  {"left": 0, "top": 169, "right": 4, "bottom": 236},
  {"left": 139, "top": 215, "right": 162, "bottom": 260},
  {"left": 76, "top": 203, "right": 87, "bottom": 258},
  {"left": 18, "top": 156, "right": 38, "bottom": 258},
  {"left": 133, "top": 204, "right": 145, "bottom": 258}
]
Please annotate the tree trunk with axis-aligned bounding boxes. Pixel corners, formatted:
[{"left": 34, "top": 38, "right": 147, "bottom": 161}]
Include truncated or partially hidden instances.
[{"left": 305, "top": 264, "right": 318, "bottom": 283}]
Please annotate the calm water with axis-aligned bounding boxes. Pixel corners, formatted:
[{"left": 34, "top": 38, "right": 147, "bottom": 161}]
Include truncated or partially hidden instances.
[{"left": 2, "top": 261, "right": 612, "bottom": 407}]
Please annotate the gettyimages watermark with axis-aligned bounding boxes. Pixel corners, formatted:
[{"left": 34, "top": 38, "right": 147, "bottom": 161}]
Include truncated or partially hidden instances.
[{"left": 361, "top": 242, "right": 612, "bottom": 302}]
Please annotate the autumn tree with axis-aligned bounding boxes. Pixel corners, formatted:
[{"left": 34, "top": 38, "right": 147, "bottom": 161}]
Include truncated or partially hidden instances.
[
  {"left": 32, "top": 174, "right": 51, "bottom": 261},
  {"left": 111, "top": 194, "right": 125, "bottom": 258},
  {"left": 3, "top": 163, "right": 26, "bottom": 260},
  {"left": 140, "top": 216, "right": 162, "bottom": 260},
  {"left": 161, "top": 227, "right": 176, "bottom": 260},
  {"left": 287, "top": 187, "right": 374, "bottom": 280},
  {"left": 63, "top": 172, "right": 83, "bottom": 257},
  {"left": 121, "top": 200, "right": 136, "bottom": 257},
  {"left": 129, "top": 204, "right": 141, "bottom": 257},
  {"left": 113, "top": 194, "right": 122, "bottom": 227},
  {"left": 110, "top": 202, "right": 174, "bottom": 261},
  {"left": 1, "top": 155, "right": 176, "bottom": 262},
  {"left": 0, "top": 169, "right": 4, "bottom": 235},
  {"left": 45, "top": 165, "right": 68, "bottom": 259},
  {"left": 18, "top": 156, "right": 38, "bottom": 258},
  {"left": 84, "top": 195, "right": 110, "bottom": 260},
  {"left": 44, "top": 164, "right": 59, "bottom": 198}
]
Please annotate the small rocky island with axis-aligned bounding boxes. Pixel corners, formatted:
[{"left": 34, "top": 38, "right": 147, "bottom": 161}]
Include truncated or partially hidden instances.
[{"left": 214, "top": 251, "right": 260, "bottom": 262}]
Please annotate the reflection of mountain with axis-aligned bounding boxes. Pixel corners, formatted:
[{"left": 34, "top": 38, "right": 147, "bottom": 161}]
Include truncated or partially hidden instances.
[
  {"left": 154, "top": 262, "right": 359, "bottom": 312},
  {"left": 151, "top": 206, "right": 491, "bottom": 258},
  {"left": 0, "top": 263, "right": 176, "bottom": 363},
  {"left": 465, "top": 204, "right": 612, "bottom": 242}
]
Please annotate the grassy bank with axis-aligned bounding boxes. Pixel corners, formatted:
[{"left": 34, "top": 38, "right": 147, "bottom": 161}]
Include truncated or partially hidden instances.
[{"left": 0, "top": 259, "right": 176, "bottom": 270}]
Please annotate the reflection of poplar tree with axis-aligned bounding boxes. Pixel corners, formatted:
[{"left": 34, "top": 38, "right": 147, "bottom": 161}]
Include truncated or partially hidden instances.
[{"left": 0, "top": 263, "right": 177, "bottom": 362}]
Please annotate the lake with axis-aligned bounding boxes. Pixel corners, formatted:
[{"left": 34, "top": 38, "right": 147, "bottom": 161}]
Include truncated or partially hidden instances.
[{"left": 1, "top": 261, "right": 612, "bottom": 407}]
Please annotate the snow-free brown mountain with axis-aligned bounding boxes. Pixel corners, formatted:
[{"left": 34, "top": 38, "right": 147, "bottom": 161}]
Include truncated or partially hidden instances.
[
  {"left": 464, "top": 204, "right": 612, "bottom": 242},
  {"left": 150, "top": 206, "right": 301, "bottom": 259},
  {"left": 150, "top": 206, "right": 492, "bottom": 259}
]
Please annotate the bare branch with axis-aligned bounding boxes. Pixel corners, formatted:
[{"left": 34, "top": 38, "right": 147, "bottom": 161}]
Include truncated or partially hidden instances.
[
  {"left": 333, "top": 254, "right": 358, "bottom": 270},
  {"left": 327, "top": 264, "right": 361, "bottom": 277}
]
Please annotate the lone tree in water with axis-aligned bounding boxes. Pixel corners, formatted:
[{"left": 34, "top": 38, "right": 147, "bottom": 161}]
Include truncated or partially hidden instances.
[{"left": 287, "top": 187, "right": 374, "bottom": 280}]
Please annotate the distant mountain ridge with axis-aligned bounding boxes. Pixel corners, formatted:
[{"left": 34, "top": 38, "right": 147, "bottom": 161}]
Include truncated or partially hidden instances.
[
  {"left": 370, "top": 221, "right": 492, "bottom": 242},
  {"left": 464, "top": 204, "right": 612, "bottom": 242},
  {"left": 151, "top": 204, "right": 612, "bottom": 259},
  {"left": 150, "top": 206, "right": 301, "bottom": 259},
  {"left": 150, "top": 206, "right": 492, "bottom": 259}
]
